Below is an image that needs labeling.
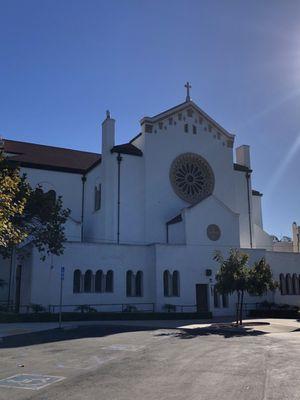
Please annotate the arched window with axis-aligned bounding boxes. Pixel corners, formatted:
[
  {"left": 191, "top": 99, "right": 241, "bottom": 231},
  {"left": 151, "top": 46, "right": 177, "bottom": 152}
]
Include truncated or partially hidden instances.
[
  {"left": 126, "top": 270, "right": 133, "bottom": 297},
  {"left": 94, "top": 184, "right": 101, "bottom": 211},
  {"left": 47, "top": 189, "right": 56, "bottom": 204},
  {"left": 279, "top": 273, "right": 286, "bottom": 295},
  {"left": 95, "top": 270, "right": 103, "bottom": 293},
  {"left": 214, "top": 287, "right": 220, "bottom": 308},
  {"left": 106, "top": 270, "right": 114, "bottom": 293},
  {"left": 163, "top": 270, "right": 170, "bottom": 297},
  {"left": 172, "top": 271, "right": 180, "bottom": 297},
  {"left": 292, "top": 274, "right": 299, "bottom": 295},
  {"left": 286, "top": 274, "right": 292, "bottom": 295},
  {"left": 73, "top": 269, "right": 81, "bottom": 293},
  {"left": 136, "top": 271, "right": 143, "bottom": 297},
  {"left": 84, "top": 270, "right": 93, "bottom": 292}
]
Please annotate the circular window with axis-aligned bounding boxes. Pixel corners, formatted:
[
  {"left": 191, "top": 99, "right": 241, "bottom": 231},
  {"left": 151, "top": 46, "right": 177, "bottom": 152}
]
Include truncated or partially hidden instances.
[
  {"left": 169, "top": 153, "right": 214, "bottom": 204},
  {"left": 207, "top": 224, "right": 221, "bottom": 241}
]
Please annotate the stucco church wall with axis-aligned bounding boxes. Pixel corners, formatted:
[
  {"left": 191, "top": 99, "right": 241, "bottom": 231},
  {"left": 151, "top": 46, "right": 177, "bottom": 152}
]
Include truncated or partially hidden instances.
[
  {"left": 143, "top": 109, "right": 236, "bottom": 244},
  {"left": 253, "top": 223, "right": 273, "bottom": 250},
  {"left": 168, "top": 220, "right": 186, "bottom": 244},
  {"left": 19, "top": 250, "right": 33, "bottom": 307},
  {"left": 0, "top": 258, "right": 11, "bottom": 302},
  {"left": 155, "top": 244, "right": 236, "bottom": 315},
  {"left": 252, "top": 195, "right": 263, "bottom": 228},
  {"left": 234, "top": 170, "right": 253, "bottom": 248},
  {"left": 29, "top": 243, "right": 156, "bottom": 309},
  {"left": 265, "top": 251, "right": 300, "bottom": 306},
  {"left": 20, "top": 167, "right": 83, "bottom": 242},
  {"left": 118, "top": 154, "right": 145, "bottom": 244},
  {"left": 83, "top": 162, "right": 105, "bottom": 242},
  {"left": 184, "top": 195, "right": 240, "bottom": 247}
]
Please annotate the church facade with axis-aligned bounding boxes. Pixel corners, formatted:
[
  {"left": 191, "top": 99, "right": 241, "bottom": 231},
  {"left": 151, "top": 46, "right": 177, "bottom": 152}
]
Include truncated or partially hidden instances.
[{"left": 1, "top": 88, "right": 300, "bottom": 316}]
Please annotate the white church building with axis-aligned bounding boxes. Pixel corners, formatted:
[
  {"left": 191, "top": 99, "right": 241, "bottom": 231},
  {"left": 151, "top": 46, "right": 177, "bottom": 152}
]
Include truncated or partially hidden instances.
[{"left": 1, "top": 85, "right": 300, "bottom": 316}]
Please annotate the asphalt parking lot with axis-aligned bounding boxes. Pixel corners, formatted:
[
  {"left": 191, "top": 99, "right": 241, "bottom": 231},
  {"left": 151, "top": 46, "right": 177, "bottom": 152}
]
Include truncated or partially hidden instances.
[{"left": 0, "top": 321, "right": 300, "bottom": 400}]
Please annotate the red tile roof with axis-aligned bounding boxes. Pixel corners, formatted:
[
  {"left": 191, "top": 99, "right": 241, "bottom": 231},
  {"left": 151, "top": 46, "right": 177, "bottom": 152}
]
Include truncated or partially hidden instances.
[
  {"left": 111, "top": 143, "right": 143, "bottom": 156},
  {"left": 4, "top": 139, "right": 101, "bottom": 174}
]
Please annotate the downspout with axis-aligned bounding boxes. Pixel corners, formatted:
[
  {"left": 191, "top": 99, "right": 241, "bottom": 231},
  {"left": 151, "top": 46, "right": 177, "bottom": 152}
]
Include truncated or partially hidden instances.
[
  {"left": 246, "top": 172, "right": 253, "bottom": 248},
  {"left": 117, "top": 153, "right": 123, "bottom": 244},
  {"left": 166, "top": 223, "right": 169, "bottom": 244},
  {"left": 7, "top": 247, "right": 15, "bottom": 306},
  {"left": 81, "top": 175, "right": 86, "bottom": 242}
]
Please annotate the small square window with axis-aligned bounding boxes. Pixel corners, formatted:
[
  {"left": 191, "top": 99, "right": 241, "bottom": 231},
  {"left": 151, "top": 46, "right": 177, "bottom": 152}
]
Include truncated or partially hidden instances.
[
  {"left": 145, "top": 124, "right": 153, "bottom": 133},
  {"left": 187, "top": 109, "right": 193, "bottom": 117}
]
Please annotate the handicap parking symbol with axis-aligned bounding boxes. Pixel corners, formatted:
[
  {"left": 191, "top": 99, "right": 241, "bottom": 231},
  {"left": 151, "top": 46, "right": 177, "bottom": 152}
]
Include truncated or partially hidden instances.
[{"left": 0, "top": 374, "right": 65, "bottom": 390}]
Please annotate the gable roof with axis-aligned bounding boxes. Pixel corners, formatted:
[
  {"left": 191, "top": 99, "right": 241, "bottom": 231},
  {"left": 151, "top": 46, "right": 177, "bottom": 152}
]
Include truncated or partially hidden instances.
[
  {"left": 3, "top": 139, "right": 101, "bottom": 174},
  {"left": 186, "top": 194, "right": 239, "bottom": 216},
  {"left": 111, "top": 143, "right": 143, "bottom": 156},
  {"left": 234, "top": 163, "right": 252, "bottom": 173},
  {"left": 140, "top": 100, "right": 235, "bottom": 141},
  {"left": 252, "top": 189, "right": 263, "bottom": 197}
]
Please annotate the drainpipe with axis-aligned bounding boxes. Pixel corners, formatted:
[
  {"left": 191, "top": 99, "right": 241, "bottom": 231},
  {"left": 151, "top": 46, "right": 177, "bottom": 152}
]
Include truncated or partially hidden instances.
[
  {"left": 246, "top": 172, "right": 253, "bottom": 248},
  {"left": 117, "top": 153, "right": 123, "bottom": 244},
  {"left": 166, "top": 223, "right": 169, "bottom": 244},
  {"left": 81, "top": 175, "right": 86, "bottom": 242},
  {"left": 7, "top": 247, "right": 15, "bottom": 307}
]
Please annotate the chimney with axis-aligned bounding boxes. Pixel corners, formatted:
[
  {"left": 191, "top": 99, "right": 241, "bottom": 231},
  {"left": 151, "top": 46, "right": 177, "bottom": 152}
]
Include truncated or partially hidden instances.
[
  {"left": 102, "top": 110, "right": 115, "bottom": 154},
  {"left": 236, "top": 145, "right": 251, "bottom": 169},
  {"left": 0, "top": 136, "right": 4, "bottom": 151}
]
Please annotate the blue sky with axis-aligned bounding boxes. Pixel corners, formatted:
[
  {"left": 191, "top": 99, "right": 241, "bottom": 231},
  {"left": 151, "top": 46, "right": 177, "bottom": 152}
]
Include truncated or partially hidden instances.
[{"left": 1, "top": 0, "right": 300, "bottom": 238}]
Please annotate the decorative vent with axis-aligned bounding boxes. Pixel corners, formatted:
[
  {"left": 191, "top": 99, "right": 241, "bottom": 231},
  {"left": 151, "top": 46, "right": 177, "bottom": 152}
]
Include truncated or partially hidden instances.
[{"left": 207, "top": 224, "right": 221, "bottom": 241}]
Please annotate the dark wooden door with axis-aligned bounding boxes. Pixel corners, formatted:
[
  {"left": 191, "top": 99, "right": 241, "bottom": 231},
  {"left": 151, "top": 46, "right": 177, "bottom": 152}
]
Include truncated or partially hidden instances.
[
  {"left": 15, "top": 265, "right": 22, "bottom": 313},
  {"left": 196, "top": 284, "right": 209, "bottom": 312}
]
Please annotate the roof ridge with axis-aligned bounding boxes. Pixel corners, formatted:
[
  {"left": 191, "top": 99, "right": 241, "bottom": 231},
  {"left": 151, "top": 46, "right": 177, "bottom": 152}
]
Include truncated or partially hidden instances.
[{"left": 4, "top": 138, "right": 100, "bottom": 156}]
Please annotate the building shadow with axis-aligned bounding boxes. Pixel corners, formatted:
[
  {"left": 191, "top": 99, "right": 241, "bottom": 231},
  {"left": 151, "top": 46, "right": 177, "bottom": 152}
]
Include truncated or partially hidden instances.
[{"left": 0, "top": 325, "right": 158, "bottom": 349}]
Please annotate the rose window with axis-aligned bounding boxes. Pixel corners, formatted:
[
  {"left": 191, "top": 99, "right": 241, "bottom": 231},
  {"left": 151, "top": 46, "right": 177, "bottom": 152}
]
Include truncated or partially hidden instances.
[{"left": 169, "top": 153, "right": 214, "bottom": 204}]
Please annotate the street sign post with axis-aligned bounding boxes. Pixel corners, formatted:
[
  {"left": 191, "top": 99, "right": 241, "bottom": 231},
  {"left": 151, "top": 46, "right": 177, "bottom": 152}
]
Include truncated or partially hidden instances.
[{"left": 58, "top": 267, "right": 64, "bottom": 329}]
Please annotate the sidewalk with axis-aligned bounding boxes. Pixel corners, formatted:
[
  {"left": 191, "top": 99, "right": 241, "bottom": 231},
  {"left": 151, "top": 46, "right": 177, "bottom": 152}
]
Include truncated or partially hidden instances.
[{"left": 0, "top": 318, "right": 299, "bottom": 339}]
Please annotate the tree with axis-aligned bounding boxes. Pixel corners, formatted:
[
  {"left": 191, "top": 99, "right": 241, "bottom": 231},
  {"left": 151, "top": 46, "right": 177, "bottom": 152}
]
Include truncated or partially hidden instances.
[
  {"left": 0, "top": 150, "right": 71, "bottom": 293},
  {"left": 0, "top": 152, "right": 30, "bottom": 251},
  {"left": 214, "top": 249, "right": 249, "bottom": 325},
  {"left": 214, "top": 249, "right": 277, "bottom": 325},
  {"left": 247, "top": 258, "right": 278, "bottom": 296}
]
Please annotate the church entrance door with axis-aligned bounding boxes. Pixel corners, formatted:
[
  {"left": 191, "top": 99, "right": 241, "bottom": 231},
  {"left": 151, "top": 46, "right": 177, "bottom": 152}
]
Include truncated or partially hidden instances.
[{"left": 195, "top": 284, "right": 209, "bottom": 313}]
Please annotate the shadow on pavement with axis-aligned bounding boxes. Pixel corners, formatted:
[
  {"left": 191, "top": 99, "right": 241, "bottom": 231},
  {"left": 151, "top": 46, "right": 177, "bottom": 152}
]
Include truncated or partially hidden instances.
[
  {"left": 155, "top": 324, "right": 269, "bottom": 339},
  {"left": 0, "top": 325, "right": 157, "bottom": 349}
]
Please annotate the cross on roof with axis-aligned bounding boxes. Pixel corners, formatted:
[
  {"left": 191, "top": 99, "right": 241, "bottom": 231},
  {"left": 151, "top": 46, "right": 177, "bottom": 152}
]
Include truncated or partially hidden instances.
[{"left": 185, "top": 82, "right": 192, "bottom": 102}]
